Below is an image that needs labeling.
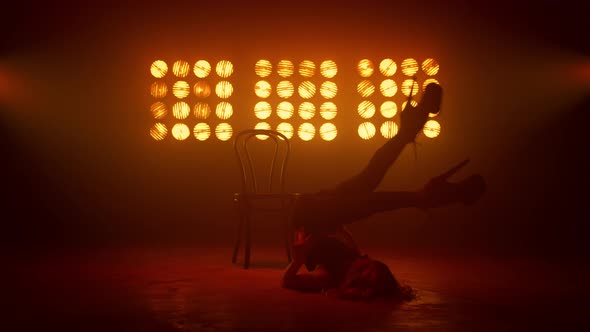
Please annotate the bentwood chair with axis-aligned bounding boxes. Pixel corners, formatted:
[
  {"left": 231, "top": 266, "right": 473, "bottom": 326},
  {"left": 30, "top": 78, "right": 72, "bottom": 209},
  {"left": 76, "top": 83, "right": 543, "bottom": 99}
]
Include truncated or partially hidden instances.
[{"left": 231, "top": 129, "right": 299, "bottom": 269}]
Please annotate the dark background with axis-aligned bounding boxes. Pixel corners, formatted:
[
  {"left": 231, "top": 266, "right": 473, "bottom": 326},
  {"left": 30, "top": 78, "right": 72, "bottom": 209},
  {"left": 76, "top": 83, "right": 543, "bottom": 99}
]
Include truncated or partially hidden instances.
[{"left": 2, "top": 0, "right": 588, "bottom": 256}]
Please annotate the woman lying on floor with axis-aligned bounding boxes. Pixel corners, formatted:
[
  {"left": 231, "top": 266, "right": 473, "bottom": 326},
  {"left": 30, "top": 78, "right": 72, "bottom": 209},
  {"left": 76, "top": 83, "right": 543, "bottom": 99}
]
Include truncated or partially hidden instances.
[{"left": 281, "top": 83, "right": 486, "bottom": 301}]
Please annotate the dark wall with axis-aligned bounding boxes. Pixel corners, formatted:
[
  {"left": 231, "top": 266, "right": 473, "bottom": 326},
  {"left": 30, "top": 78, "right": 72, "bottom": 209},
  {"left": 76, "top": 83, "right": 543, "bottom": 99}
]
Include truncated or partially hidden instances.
[{"left": 2, "top": 1, "right": 588, "bottom": 255}]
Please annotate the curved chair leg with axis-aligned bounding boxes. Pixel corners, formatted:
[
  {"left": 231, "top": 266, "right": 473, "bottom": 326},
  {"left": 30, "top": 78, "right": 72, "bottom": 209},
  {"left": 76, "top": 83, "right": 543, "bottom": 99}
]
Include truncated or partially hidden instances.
[
  {"left": 244, "top": 214, "right": 251, "bottom": 269},
  {"left": 232, "top": 213, "right": 245, "bottom": 264}
]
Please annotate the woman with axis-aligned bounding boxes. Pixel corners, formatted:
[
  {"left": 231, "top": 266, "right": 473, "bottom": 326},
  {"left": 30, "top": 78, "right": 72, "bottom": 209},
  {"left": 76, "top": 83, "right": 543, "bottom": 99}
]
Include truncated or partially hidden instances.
[{"left": 282, "top": 83, "right": 486, "bottom": 300}]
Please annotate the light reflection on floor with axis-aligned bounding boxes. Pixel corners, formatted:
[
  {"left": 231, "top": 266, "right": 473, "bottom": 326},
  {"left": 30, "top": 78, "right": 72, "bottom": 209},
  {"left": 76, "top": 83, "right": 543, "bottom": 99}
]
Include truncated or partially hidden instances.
[{"left": 8, "top": 247, "right": 589, "bottom": 331}]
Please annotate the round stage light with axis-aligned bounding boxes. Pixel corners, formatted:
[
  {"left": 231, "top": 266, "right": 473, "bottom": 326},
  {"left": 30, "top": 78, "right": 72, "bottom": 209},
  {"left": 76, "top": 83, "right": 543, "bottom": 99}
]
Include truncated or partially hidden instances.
[
  {"left": 357, "top": 59, "right": 374, "bottom": 77},
  {"left": 255, "top": 122, "right": 272, "bottom": 140},
  {"left": 357, "top": 80, "right": 375, "bottom": 97},
  {"left": 299, "top": 60, "right": 316, "bottom": 77},
  {"left": 357, "top": 100, "right": 376, "bottom": 119},
  {"left": 172, "top": 60, "right": 190, "bottom": 77},
  {"left": 298, "top": 81, "right": 316, "bottom": 99},
  {"left": 380, "top": 79, "right": 397, "bottom": 97},
  {"left": 150, "top": 82, "right": 167, "bottom": 98},
  {"left": 380, "top": 121, "right": 398, "bottom": 139},
  {"left": 150, "top": 60, "right": 168, "bottom": 78},
  {"left": 319, "top": 123, "right": 337, "bottom": 141},
  {"left": 423, "top": 120, "right": 441, "bottom": 138},
  {"left": 255, "top": 59, "right": 272, "bottom": 77},
  {"left": 193, "top": 123, "right": 211, "bottom": 141},
  {"left": 215, "top": 123, "right": 233, "bottom": 141},
  {"left": 320, "top": 102, "right": 337, "bottom": 120},
  {"left": 401, "top": 58, "right": 419, "bottom": 76},
  {"left": 254, "top": 101, "right": 272, "bottom": 119},
  {"left": 320, "top": 60, "right": 338, "bottom": 78},
  {"left": 194, "top": 102, "right": 211, "bottom": 119},
  {"left": 150, "top": 123, "right": 167, "bottom": 140},
  {"left": 215, "top": 102, "right": 233, "bottom": 120},
  {"left": 402, "top": 100, "right": 418, "bottom": 111},
  {"left": 320, "top": 81, "right": 338, "bottom": 99},
  {"left": 172, "top": 101, "right": 190, "bottom": 119},
  {"left": 255, "top": 80, "right": 272, "bottom": 98},
  {"left": 422, "top": 58, "right": 440, "bottom": 76},
  {"left": 277, "top": 101, "right": 294, "bottom": 119},
  {"left": 277, "top": 80, "right": 294, "bottom": 98},
  {"left": 193, "top": 60, "right": 211, "bottom": 78},
  {"left": 379, "top": 59, "right": 397, "bottom": 76},
  {"left": 298, "top": 102, "right": 316, "bottom": 120},
  {"left": 276, "top": 122, "right": 294, "bottom": 139},
  {"left": 358, "top": 122, "right": 376, "bottom": 140},
  {"left": 150, "top": 102, "right": 167, "bottom": 119},
  {"left": 380, "top": 101, "right": 397, "bottom": 118},
  {"left": 298, "top": 123, "right": 316, "bottom": 141},
  {"left": 423, "top": 78, "right": 440, "bottom": 91},
  {"left": 216, "top": 60, "right": 234, "bottom": 78},
  {"left": 277, "top": 60, "right": 294, "bottom": 77},
  {"left": 215, "top": 81, "right": 233, "bottom": 98},
  {"left": 172, "top": 123, "right": 190, "bottom": 140},
  {"left": 193, "top": 81, "right": 211, "bottom": 98},
  {"left": 172, "top": 81, "right": 190, "bottom": 99},
  {"left": 401, "top": 79, "right": 419, "bottom": 97}
]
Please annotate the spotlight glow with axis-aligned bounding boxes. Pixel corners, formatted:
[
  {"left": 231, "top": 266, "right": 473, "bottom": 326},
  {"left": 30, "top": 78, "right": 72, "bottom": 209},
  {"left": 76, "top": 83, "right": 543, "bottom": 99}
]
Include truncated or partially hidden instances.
[
  {"left": 255, "top": 122, "right": 272, "bottom": 140},
  {"left": 380, "top": 121, "right": 399, "bottom": 139},
  {"left": 150, "top": 123, "right": 168, "bottom": 140},
  {"left": 194, "top": 60, "right": 211, "bottom": 78},
  {"left": 276, "top": 122, "right": 294, "bottom": 139},
  {"left": 357, "top": 80, "right": 375, "bottom": 97},
  {"left": 215, "top": 102, "right": 233, "bottom": 120},
  {"left": 357, "top": 59, "right": 374, "bottom": 77},
  {"left": 298, "top": 102, "right": 316, "bottom": 120},
  {"left": 320, "top": 81, "right": 338, "bottom": 99},
  {"left": 150, "top": 102, "right": 167, "bottom": 119},
  {"left": 172, "top": 101, "right": 190, "bottom": 119},
  {"left": 193, "top": 81, "right": 211, "bottom": 98},
  {"left": 194, "top": 102, "right": 211, "bottom": 119},
  {"left": 422, "top": 58, "right": 440, "bottom": 76},
  {"left": 298, "top": 123, "right": 316, "bottom": 141},
  {"left": 172, "top": 81, "right": 190, "bottom": 99},
  {"left": 172, "top": 123, "right": 190, "bottom": 140},
  {"left": 299, "top": 60, "right": 316, "bottom": 77},
  {"left": 215, "top": 81, "right": 234, "bottom": 98},
  {"left": 255, "top": 59, "right": 272, "bottom": 77},
  {"left": 150, "top": 60, "right": 168, "bottom": 78},
  {"left": 298, "top": 81, "right": 316, "bottom": 99},
  {"left": 193, "top": 123, "right": 211, "bottom": 141},
  {"left": 277, "top": 101, "right": 294, "bottom": 119},
  {"left": 254, "top": 101, "right": 272, "bottom": 119},
  {"left": 379, "top": 59, "right": 397, "bottom": 76},
  {"left": 277, "top": 81, "right": 295, "bottom": 98},
  {"left": 423, "top": 120, "right": 441, "bottom": 138},
  {"left": 172, "top": 60, "right": 190, "bottom": 77},
  {"left": 216, "top": 60, "right": 234, "bottom": 78},
  {"left": 401, "top": 79, "right": 419, "bottom": 97},
  {"left": 255, "top": 80, "right": 272, "bottom": 98},
  {"left": 277, "top": 60, "right": 294, "bottom": 77},
  {"left": 401, "top": 58, "right": 419, "bottom": 76},
  {"left": 320, "top": 60, "right": 338, "bottom": 78},
  {"left": 319, "top": 123, "right": 337, "bottom": 141},
  {"left": 380, "top": 79, "right": 397, "bottom": 97},
  {"left": 150, "top": 82, "right": 167, "bottom": 98},
  {"left": 215, "top": 123, "right": 233, "bottom": 141},
  {"left": 358, "top": 122, "right": 376, "bottom": 140},
  {"left": 380, "top": 101, "right": 397, "bottom": 118},
  {"left": 357, "top": 101, "right": 376, "bottom": 119},
  {"left": 320, "top": 102, "right": 337, "bottom": 120}
]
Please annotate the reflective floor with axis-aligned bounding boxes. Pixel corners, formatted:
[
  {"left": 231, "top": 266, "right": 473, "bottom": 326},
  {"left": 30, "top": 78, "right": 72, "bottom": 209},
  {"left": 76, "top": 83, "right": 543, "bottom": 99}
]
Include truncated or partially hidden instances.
[{"left": 7, "top": 247, "right": 589, "bottom": 331}]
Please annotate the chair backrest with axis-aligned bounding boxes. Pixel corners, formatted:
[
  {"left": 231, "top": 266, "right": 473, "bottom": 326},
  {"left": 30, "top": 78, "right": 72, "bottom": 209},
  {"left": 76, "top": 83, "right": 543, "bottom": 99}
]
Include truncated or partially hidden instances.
[{"left": 233, "top": 129, "right": 291, "bottom": 194}]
